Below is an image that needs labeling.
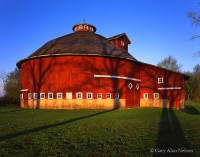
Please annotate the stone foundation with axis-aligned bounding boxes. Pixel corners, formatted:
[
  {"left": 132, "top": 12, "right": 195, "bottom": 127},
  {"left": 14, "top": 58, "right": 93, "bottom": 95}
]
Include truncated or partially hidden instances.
[
  {"left": 140, "top": 99, "right": 169, "bottom": 108},
  {"left": 21, "top": 98, "right": 185, "bottom": 109},
  {"left": 21, "top": 99, "right": 126, "bottom": 110},
  {"left": 140, "top": 99, "right": 185, "bottom": 109}
]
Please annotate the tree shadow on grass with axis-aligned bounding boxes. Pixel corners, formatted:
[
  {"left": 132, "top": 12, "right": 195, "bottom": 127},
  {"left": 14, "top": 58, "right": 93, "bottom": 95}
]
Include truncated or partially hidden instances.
[
  {"left": 0, "top": 109, "right": 115, "bottom": 142},
  {"left": 0, "top": 109, "right": 22, "bottom": 114},
  {"left": 153, "top": 108, "right": 195, "bottom": 157},
  {"left": 181, "top": 105, "right": 200, "bottom": 115}
]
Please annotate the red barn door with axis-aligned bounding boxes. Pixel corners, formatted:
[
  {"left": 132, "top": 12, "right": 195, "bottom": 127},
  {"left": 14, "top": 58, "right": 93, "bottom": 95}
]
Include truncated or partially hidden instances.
[
  {"left": 21, "top": 91, "right": 28, "bottom": 108},
  {"left": 126, "top": 81, "right": 140, "bottom": 108}
]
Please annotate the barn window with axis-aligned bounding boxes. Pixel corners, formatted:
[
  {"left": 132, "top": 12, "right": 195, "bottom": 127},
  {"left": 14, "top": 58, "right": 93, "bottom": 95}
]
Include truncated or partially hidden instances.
[
  {"left": 28, "top": 93, "right": 32, "bottom": 99},
  {"left": 115, "top": 93, "right": 119, "bottom": 99},
  {"left": 87, "top": 92, "right": 93, "bottom": 99},
  {"left": 48, "top": 93, "right": 53, "bottom": 99},
  {"left": 40, "top": 93, "right": 45, "bottom": 99},
  {"left": 20, "top": 94, "right": 23, "bottom": 99},
  {"left": 158, "top": 78, "right": 163, "bottom": 84},
  {"left": 90, "top": 27, "right": 94, "bottom": 31},
  {"left": 66, "top": 92, "right": 72, "bottom": 99},
  {"left": 121, "top": 40, "right": 125, "bottom": 46},
  {"left": 97, "top": 93, "right": 102, "bottom": 99},
  {"left": 143, "top": 93, "right": 148, "bottom": 99},
  {"left": 33, "top": 93, "right": 38, "bottom": 99},
  {"left": 76, "top": 92, "right": 82, "bottom": 99},
  {"left": 106, "top": 93, "right": 111, "bottom": 99},
  {"left": 57, "top": 93, "right": 62, "bottom": 99},
  {"left": 154, "top": 93, "right": 159, "bottom": 99},
  {"left": 79, "top": 25, "right": 82, "bottom": 30}
]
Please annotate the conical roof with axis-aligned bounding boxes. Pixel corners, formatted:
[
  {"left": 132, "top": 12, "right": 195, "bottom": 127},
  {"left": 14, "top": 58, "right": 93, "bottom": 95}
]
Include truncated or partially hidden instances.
[{"left": 17, "top": 28, "right": 137, "bottom": 68}]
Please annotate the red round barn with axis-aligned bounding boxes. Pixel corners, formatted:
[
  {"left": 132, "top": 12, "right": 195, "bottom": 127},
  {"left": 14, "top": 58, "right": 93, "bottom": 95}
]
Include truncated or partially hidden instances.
[{"left": 17, "top": 23, "right": 188, "bottom": 109}]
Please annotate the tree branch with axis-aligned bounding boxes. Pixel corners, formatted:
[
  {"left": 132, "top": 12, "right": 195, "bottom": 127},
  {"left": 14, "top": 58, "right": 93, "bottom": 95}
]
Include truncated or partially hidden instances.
[
  {"left": 193, "top": 50, "right": 200, "bottom": 57},
  {"left": 190, "top": 35, "right": 200, "bottom": 40},
  {"left": 188, "top": 11, "right": 200, "bottom": 27}
]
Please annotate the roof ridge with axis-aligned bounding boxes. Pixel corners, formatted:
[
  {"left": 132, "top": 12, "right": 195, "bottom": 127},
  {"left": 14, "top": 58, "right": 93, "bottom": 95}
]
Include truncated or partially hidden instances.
[
  {"left": 107, "top": 33, "right": 131, "bottom": 44},
  {"left": 107, "top": 33, "right": 126, "bottom": 40}
]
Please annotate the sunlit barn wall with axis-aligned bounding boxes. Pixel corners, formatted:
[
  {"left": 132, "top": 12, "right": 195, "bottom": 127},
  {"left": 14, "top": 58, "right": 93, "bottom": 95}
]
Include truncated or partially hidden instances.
[
  {"left": 20, "top": 56, "right": 140, "bottom": 109},
  {"left": 140, "top": 63, "right": 186, "bottom": 108}
]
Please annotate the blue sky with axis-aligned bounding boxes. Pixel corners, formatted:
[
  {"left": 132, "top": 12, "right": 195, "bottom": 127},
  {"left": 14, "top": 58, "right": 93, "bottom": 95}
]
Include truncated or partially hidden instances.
[{"left": 0, "top": 0, "right": 199, "bottom": 95}]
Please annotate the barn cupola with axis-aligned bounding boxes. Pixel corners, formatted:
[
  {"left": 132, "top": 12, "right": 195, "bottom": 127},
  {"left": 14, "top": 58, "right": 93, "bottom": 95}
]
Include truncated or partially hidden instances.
[
  {"left": 108, "top": 33, "right": 131, "bottom": 51},
  {"left": 72, "top": 23, "right": 97, "bottom": 33}
]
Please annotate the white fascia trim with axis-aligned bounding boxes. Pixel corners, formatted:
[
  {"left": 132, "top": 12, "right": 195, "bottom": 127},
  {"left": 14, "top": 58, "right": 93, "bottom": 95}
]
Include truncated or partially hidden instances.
[
  {"left": 158, "top": 87, "right": 181, "bottom": 90},
  {"left": 21, "top": 89, "right": 28, "bottom": 91},
  {"left": 94, "top": 74, "right": 141, "bottom": 82}
]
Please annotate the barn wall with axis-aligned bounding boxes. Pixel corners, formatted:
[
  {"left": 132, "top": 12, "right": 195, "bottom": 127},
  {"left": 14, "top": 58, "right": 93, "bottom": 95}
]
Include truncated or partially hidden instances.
[
  {"left": 109, "top": 38, "right": 129, "bottom": 51},
  {"left": 20, "top": 56, "right": 140, "bottom": 109},
  {"left": 20, "top": 55, "right": 187, "bottom": 109},
  {"left": 140, "top": 63, "right": 186, "bottom": 109}
]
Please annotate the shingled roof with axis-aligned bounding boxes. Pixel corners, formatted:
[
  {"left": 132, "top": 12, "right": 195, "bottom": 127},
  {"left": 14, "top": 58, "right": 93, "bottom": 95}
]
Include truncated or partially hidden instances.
[
  {"left": 107, "top": 33, "right": 131, "bottom": 44},
  {"left": 17, "top": 31, "right": 137, "bottom": 68}
]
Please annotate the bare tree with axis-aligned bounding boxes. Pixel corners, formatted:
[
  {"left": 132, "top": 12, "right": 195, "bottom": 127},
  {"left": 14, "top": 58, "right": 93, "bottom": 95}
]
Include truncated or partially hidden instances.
[
  {"left": 0, "top": 69, "right": 7, "bottom": 97},
  {"left": 0, "top": 69, "right": 7, "bottom": 86},
  {"left": 157, "top": 55, "right": 182, "bottom": 72},
  {"left": 188, "top": 3, "right": 200, "bottom": 57},
  {"left": 188, "top": 11, "right": 200, "bottom": 28}
]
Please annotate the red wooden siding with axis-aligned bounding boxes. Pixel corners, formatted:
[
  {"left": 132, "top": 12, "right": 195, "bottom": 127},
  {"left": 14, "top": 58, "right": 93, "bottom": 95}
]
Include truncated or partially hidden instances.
[
  {"left": 109, "top": 35, "right": 130, "bottom": 51},
  {"left": 20, "top": 56, "right": 140, "bottom": 108},
  {"left": 20, "top": 55, "right": 187, "bottom": 109},
  {"left": 140, "top": 63, "right": 186, "bottom": 108}
]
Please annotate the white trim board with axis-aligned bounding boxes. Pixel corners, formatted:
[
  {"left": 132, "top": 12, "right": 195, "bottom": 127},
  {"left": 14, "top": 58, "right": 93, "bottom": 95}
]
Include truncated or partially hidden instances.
[
  {"left": 158, "top": 87, "right": 181, "bottom": 90},
  {"left": 94, "top": 74, "right": 141, "bottom": 81},
  {"left": 21, "top": 89, "right": 28, "bottom": 91}
]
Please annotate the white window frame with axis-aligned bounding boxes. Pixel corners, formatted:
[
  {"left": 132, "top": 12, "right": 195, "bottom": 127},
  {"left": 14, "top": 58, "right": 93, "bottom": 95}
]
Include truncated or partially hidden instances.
[
  {"left": 121, "top": 40, "right": 125, "bottom": 46},
  {"left": 106, "top": 93, "right": 111, "bottom": 99},
  {"left": 20, "top": 93, "right": 23, "bottom": 100},
  {"left": 28, "top": 93, "right": 32, "bottom": 99},
  {"left": 115, "top": 93, "right": 119, "bottom": 99},
  {"left": 158, "top": 78, "right": 164, "bottom": 84},
  {"left": 66, "top": 92, "right": 72, "bottom": 99},
  {"left": 57, "top": 92, "right": 63, "bottom": 99},
  {"left": 40, "top": 93, "right": 45, "bottom": 99},
  {"left": 48, "top": 93, "right": 53, "bottom": 99},
  {"left": 76, "top": 92, "right": 82, "bottom": 99},
  {"left": 143, "top": 93, "right": 148, "bottom": 99},
  {"left": 87, "top": 92, "right": 93, "bottom": 99},
  {"left": 154, "top": 93, "right": 159, "bottom": 99},
  {"left": 79, "top": 25, "right": 82, "bottom": 30},
  {"left": 33, "top": 93, "right": 38, "bottom": 99},
  {"left": 97, "top": 93, "right": 102, "bottom": 99}
]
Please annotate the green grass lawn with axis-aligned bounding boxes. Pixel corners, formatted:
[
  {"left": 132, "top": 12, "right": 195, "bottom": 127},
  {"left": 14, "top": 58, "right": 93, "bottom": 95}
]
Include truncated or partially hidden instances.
[{"left": 0, "top": 102, "right": 200, "bottom": 157}]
